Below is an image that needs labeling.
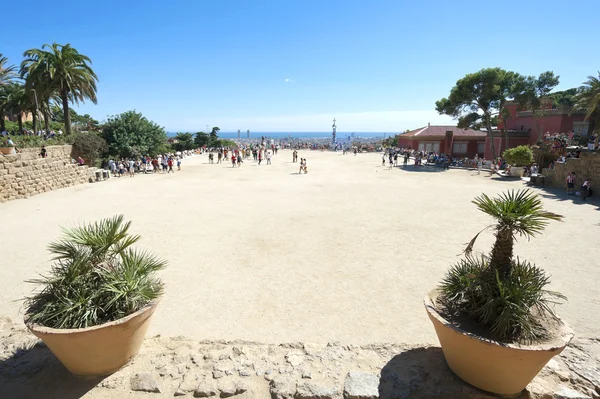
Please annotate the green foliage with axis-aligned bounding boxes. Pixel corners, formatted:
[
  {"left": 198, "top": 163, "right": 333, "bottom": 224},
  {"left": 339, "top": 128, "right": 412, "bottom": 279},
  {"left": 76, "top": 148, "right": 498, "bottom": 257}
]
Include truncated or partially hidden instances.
[
  {"left": 439, "top": 190, "right": 564, "bottom": 344},
  {"left": 194, "top": 132, "right": 209, "bottom": 147},
  {"left": 24, "top": 215, "right": 166, "bottom": 329},
  {"left": 436, "top": 68, "right": 524, "bottom": 158},
  {"left": 502, "top": 145, "right": 533, "bottom": 166},
  {"left": 0, "top": 53, "right": 17, "bottom": 86},
  {"left": 220, "top": 139, "right": 236, "bottom": 148},
  {"left": 172, "top": 132, "right": 195, "bottom": 152},
  {"left": 572, "top": 72, "right": 600, "bottom": 134},
  {"left": 438, "top": 255, "right": 566, "bottom": 344},
  {"left": 209, "top": 126, "right": 220, "bottom": 146},
  {"left": 101, "top": 110, "right": 167, "bottom": 158},
  {"left": 72, "top": 132, "right": 108, "bottom": 164},
  {"left": 550, "top": 88, "right": 578, "bottom": 107},
  {"left": 21, "top": 43, "right": 98, "bottom": 135},
  {"left": 10, "top": 135, "right": 71, "bottom": 148},
  {"left": 514, "top": 72, "right": 560, "bottom": 140}
]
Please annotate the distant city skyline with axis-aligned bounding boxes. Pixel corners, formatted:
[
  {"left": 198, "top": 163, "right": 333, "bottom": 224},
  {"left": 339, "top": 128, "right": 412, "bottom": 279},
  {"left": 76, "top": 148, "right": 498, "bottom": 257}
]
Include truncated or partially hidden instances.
[{"left": 2, "top": 0, "right": 598, "bottom": 132}]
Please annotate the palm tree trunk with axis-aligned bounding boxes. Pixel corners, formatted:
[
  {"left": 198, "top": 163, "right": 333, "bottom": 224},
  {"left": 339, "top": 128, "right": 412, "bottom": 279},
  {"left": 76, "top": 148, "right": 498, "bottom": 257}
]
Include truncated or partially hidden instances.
[
  {"left": 32, "top": 108, "right": 37, "bottom": 135},
  {"left": 0, "top": 110, "right": 5, "bottom": 131},
  {"left": 17, "top": 114, "right": 23, "bottom": 134},
  {"left": 61, "top": 91, "right": 71, "bottom": 135},
  {"left": 43, "top": 110, "right": 50, "bottom": 132},
  {"left": 489, "top": 228, "right": 514, "bottom": 277}
]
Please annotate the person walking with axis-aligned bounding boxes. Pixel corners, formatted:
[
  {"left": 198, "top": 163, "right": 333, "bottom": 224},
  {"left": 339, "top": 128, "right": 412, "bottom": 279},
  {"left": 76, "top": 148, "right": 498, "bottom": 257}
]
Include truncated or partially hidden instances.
[
  {"left": 258, "top": 150, "right": 263, "bottom": 165},
  {"left": 177, "top": 156, "right": 182, "bottom": 171},
  {"left": 167, "top": 157, "right": 174, "bottom": 173},
  {"left": 566, "top": 172, "right": 576, "bottom": 195},
  {"left": 477, "top": 157, "right": 483, "bottom": 175},
  {"left": 266, "top": 151, "right": 272, "bottom": 165},
  {"left": 231, "top": 154, "right": 237, "bottom": 167}
]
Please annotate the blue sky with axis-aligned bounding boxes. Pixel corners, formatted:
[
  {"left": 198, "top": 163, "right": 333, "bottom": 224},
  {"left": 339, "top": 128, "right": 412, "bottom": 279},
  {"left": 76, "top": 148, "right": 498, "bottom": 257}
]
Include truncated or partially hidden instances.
[{"left": 3, "top": 0, "right": 599, "bottom": 132}]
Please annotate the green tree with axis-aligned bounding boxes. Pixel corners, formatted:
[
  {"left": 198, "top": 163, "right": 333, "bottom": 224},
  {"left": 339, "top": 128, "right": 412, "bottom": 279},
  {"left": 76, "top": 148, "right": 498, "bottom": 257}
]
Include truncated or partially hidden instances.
[
  {"left": 502, "top": 145, "right": 533, "bottom": 166},
  {"left": 0, "top": 53, "right": 16, "bottom": 87},
  {"left": 436, "top": 68, "right": 521, "bottom": 159},
  {"left": 173, "top": 132, "right": 195, "bottom": 151},
  {"left": 72, "top": 132, "right": 108, "bottom": 165},
  {"left": 3, "top": 82, "right": 28, "bottom": 134},
  {"left": 194, "top": 131, "right": 209, "bottom": 147},
  {"left": 515, "top": 71, "right": 560, "bottom": 142},
  {"left": 550, "top": 88, "right": 578, "bottom": 107},
  {"left": 209, "top": 126, "right": 220, "bottom": 146},
  {"left": 571, "top": 72, "right": 600, "bottom": 135},
  {"left": 101, "top": 111, "right": 167, "bottom": 158},
  {"left": 21, "top": 43, "right": 98, "bottom": 136}
]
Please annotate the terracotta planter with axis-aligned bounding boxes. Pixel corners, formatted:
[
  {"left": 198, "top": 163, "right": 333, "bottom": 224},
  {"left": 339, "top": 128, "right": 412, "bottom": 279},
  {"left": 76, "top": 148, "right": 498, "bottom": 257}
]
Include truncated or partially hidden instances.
[
  {"left": 0, "top": 147, "right": 16, "bottom": 155},
  {"left": 27, "top": 301, "right": 158, "bottom": 377},
  {"left": 424, "top": 291, "right": 573, "bottom": 397}
]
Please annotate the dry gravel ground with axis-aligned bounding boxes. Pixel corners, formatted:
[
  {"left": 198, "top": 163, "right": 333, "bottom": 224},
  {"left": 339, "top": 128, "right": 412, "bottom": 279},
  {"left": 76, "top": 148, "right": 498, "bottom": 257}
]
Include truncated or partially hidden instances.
[{"left": 0, "top": 151, "right": 599, "bottom": 346}]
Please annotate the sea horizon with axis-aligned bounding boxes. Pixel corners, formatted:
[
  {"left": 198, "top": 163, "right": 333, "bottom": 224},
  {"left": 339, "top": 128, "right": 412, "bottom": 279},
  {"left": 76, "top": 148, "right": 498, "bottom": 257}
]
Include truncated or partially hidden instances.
[{"left": 167, "top": 132, "right": 396, "bottom": 139}]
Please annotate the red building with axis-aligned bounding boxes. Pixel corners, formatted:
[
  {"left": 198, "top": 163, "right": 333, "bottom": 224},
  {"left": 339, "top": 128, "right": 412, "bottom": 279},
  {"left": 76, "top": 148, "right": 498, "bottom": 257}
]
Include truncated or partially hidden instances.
[
  {"left": 396, "top": 125, "right": 487, "bottom": 158},
  {"left": 499, "top": 100, "right": 590, "bottom": 139}
]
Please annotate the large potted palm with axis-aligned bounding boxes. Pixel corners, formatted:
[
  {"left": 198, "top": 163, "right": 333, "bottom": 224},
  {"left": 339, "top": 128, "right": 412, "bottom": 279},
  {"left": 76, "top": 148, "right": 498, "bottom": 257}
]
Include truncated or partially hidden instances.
[
  {"left": 24, "top": 215, "right": 166, "bottom": 377},
  {"left": 424, "top": 190, "right": 573, "bottom": 397}
]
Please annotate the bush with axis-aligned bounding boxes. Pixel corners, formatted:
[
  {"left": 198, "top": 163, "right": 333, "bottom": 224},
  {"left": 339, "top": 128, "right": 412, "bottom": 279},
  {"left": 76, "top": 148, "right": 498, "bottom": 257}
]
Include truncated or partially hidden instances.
[
  {"left": 439, "top": 255, "right": 565, "bottom": 343},
  {"left": 437, "top": 190, "right": 564, "bottom": 344},
  {"left": 72, "top": 132, "right": 107, "bottom": 164},
  {"left": 24, "top": 215, "right": 166, "bottom": 329},
  {"left": 503, "top": 145, "right": 533, "bottom": 166}
]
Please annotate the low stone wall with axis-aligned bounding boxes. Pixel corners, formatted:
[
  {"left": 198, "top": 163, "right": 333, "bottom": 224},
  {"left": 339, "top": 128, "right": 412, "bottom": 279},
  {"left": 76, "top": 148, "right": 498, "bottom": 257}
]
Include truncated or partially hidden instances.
[
  {"left": 0, "top": 145, "right": 96, "bottom": 203},
  {"left": 0, "top": 316, "right": 597, "bottom": 398},
  {"left": 543, "top": 152, "right": 600, "bottom": 189}
]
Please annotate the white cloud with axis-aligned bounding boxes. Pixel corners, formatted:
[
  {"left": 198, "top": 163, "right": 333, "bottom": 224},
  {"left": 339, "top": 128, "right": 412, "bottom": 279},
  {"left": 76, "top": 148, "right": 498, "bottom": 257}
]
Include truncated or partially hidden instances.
[
  {"left": 172, "top": 110, "right": 455, "bottom": 132},
  {"left": 284, "top": 78, "right": 291, "bottom": 83}
]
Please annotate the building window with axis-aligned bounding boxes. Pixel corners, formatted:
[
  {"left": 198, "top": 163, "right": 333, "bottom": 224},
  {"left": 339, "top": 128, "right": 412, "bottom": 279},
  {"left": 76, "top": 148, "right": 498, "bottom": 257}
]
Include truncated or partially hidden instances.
[
  {"left": 453, "top": 142, "right": 467, "bottom": 154},
  {"left": 477, "top": 142, "right": 485, "bottom": 155},
  {"left": 418, "top": 142, "right": 440, "bottom": 152},
  {"left": 573, "top": 122, "right": 590, "bottom": 136}
]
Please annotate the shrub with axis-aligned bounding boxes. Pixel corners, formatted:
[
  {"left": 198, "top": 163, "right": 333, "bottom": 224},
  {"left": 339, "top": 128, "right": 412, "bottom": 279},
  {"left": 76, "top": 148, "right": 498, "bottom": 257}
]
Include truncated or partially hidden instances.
[
  {"left": 72, "top": 132, "right": 107, "bottom": 164},
  {"left": 437, "top": 190, "right": 564, "bottom": 344},
  {"left": 24, "top": 215, "right": 166, "bottom": 329},
  {"left": 503, "top": 145, "right": 533, "bottom": 166}
]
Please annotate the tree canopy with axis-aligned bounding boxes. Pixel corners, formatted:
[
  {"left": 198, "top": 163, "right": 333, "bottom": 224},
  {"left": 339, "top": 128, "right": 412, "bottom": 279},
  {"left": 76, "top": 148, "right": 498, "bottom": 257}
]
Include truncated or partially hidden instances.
[
  {"left": 514, "top": 71, "right": 560, "bottom": 141},
  {"left": 101, "top": 111, "right": 167, "bottom": 158},
  {"left": 172, "top": 132, "right": 195, "bottom": 151},
  {"left": 21, "top": 43, "right": 98, "bottom": 135},
  {"left": 572, "top": 72, "right": 600, "bottom": 134},
  {"left": 436, "top": 68, "right": 522, "bottom": 158}
]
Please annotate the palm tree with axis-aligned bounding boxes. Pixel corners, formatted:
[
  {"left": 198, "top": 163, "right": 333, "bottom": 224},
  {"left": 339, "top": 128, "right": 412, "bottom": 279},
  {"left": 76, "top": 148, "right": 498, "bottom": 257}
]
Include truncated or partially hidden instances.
[
  {"left": 21, "top": 43, "right": 98, "bottom": 135},
  {"left": 0, "top": 53, "right": 16, "bottom": 87},
  {"left": 0, "top": 53, "right": 17, "bottom": 131},
  {"left": 466, "top": 189, "right": 562, "bottom": 277},
  {"left": 4, "top": 82, "right": 28, "bottom": 134},
  {"left": 571, "top": 72, "right": 600, "bottom": 135}
]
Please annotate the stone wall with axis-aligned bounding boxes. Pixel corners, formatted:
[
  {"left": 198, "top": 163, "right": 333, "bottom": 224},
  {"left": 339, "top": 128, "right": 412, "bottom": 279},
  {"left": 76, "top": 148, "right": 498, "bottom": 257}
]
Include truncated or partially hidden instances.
[
  {"left": 543, "top": 152, "right": 600, "bottom": 189},
  {"left": 0, "top": 145, "right": 95, "bottom": 203}
]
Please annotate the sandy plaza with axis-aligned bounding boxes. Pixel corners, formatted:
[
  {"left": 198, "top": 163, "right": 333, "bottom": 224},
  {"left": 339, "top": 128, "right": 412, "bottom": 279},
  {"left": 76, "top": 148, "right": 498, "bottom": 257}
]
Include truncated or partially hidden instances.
[{"left": 1, "top": 150, "right": 598, "bottom": 346}]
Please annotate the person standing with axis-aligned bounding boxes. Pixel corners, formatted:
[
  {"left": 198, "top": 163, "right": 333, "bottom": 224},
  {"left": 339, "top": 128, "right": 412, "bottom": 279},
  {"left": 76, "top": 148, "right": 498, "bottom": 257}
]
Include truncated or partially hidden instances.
[
  {"left": 231, "top": 154, "right": 237, "bottom": 167},
  {"left": 177, "top": 156, "right": 182, "bottom": 171},
  {"left": 258, "top": 150, "right": 263, "bottom": 165},
  {"left": 167, "top": 157, "right": 174, "bottom": 173},
  {"left": 566, "top": 172, "right": 576, "bottom": 195},
  {"left": 266, "top": 151, "right": 272, "bottom": 165},
  {"left": 477, "top": 157, "right": 483, "bottom": 175}
]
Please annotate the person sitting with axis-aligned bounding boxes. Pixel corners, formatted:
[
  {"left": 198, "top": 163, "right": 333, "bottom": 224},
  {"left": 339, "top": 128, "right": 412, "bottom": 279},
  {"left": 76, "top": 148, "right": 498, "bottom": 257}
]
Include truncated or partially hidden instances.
[
  {"left": 581, "top": 178, "right": 592, "bottom": 201},
  {"left": 39, "top": 145, "right": 47, "bottom": 158}
]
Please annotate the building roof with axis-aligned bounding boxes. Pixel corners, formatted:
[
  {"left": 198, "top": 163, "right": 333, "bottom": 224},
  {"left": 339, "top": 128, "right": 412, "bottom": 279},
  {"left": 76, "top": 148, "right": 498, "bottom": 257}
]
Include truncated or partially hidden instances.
[{"left": 399, "top": 125, "right": 486, "bottom": 138}]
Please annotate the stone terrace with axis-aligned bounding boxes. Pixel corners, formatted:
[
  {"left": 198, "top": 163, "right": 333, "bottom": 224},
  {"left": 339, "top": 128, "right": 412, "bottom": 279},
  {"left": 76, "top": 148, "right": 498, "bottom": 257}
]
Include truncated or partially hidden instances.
[{"left": 0, "top": 145, "right": 96, "bottom": 202}]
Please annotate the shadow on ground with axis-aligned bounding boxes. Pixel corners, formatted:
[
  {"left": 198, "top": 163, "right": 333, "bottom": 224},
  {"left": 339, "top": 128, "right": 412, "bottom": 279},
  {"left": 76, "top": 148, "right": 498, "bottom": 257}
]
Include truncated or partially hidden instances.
[
  {"left": 0, "top": 342, "right": 102, "bottom": 399},
  {"left": 377, "top": 347, "right": 533, "bottom": 399},
  {"left": 395, "top": 165, "right": 449, "bottom": 173}
]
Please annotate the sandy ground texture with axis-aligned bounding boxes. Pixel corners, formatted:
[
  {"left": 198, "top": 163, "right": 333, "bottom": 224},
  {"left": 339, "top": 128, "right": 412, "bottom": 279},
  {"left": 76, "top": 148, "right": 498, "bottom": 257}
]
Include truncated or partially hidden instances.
[{"left": 0, "top": 151, "right": 599, "bottom": 346}]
